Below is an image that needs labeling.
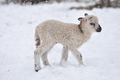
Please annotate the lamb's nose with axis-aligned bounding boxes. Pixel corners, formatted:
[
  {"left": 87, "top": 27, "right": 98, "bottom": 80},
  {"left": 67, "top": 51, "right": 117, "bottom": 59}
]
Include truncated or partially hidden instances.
[{"left": 96, "top": 25, "right": 102, "bottom": 32}]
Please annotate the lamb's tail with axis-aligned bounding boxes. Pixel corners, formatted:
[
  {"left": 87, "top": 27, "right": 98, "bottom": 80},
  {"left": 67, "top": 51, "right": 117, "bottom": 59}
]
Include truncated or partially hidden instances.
[{"left": 35, "top": 29, "right": 40, "bottom": 48}]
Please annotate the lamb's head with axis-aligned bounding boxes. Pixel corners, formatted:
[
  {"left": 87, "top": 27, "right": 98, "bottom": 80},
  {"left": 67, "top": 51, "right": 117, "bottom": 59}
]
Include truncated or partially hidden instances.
[{"left": 78, "top": 13, "right": 102, "bottom": 33}]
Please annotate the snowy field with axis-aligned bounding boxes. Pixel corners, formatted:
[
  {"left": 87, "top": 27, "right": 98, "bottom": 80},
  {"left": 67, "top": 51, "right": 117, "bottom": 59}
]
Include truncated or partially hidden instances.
[{"left": 0, "top": 2, "right": 120, "bottom": 80}]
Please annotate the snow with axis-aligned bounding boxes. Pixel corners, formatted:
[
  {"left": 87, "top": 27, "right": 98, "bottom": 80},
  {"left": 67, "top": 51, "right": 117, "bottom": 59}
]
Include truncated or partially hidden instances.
[{"left": 0, "top": 2, "right": 120, "bottom": 80}]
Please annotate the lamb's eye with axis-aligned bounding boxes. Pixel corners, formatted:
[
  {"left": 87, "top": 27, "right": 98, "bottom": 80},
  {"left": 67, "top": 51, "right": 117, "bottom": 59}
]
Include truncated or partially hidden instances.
[{"left": 90, "top": 23, "right": 95, "bottom": 26}]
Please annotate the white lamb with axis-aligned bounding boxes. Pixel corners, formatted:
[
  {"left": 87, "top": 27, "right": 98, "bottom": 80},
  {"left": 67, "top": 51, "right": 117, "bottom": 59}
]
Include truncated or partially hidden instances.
[{"left": 34, "top": 13, "right": 102, "bottom": 72}]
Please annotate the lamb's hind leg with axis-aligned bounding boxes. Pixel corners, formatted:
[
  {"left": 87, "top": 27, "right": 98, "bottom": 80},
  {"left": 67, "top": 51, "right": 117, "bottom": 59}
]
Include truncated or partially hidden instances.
[
  {"left": 34, "top": 35, "right": 41, "bottom": 72},
  {"left": 41, "top": 43, "right": 55, "bottom": 66},
  {"left": 70, "top": 48, "right": 84, "bottom": 65},
  {"left": 59, "top": 46, "right": 69, "bottom": 65},
  {"left": 34, "top": 49, "right": 41, "bottom": 72},
  {"left": 34, "top": 42, "right": 53, "bottom": 72},
  {"left": 41, "top": 51, "right": 50, "bottom": 66}
]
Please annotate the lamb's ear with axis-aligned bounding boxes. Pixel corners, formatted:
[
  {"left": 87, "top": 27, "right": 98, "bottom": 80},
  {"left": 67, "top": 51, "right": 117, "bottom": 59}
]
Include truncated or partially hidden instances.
[
  {"left": 84, "top": 13, "right": 88, "bottom": 16},
  {"left": 78, "top": 17, "right": 83, "bottom": 21}
]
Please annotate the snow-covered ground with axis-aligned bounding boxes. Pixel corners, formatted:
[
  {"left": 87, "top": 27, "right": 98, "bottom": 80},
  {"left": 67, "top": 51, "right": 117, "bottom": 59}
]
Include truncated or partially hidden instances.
[{"left": 0, "top": 2, "right": 120, "bottom": 80}]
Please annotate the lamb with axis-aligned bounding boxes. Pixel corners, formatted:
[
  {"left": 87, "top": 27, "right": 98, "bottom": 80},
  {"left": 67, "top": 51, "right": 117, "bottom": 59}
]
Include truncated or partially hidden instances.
[{"left": 34, "top": 13, "right": 102, "bottom": 72}]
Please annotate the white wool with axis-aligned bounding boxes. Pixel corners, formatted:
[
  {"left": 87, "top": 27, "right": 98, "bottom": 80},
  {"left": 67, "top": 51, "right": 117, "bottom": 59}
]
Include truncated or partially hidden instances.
[{"left": 35, "top": 20, "right": 92, "bottom": 49}]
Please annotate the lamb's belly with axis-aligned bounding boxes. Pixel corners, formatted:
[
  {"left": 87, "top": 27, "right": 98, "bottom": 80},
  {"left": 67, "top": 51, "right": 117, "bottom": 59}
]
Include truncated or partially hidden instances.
[{"left": 56, "top": 37, "right": 83, "bottom": 48}]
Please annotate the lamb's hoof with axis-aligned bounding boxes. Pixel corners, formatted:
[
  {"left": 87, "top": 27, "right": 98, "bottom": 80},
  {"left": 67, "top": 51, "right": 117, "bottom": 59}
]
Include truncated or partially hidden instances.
[
  {"left": 35, "top": 69, "right": 41, "bottom": 72},
  {"left": 35, "top": 70, "right": 39, "bottom": 72},
  {"left": 35, "top": 64, "right": 41, "bottom": 72}
]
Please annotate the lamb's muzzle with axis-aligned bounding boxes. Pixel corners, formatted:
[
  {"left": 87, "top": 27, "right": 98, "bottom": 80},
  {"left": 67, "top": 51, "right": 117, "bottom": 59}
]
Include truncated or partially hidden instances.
[{"left": 96, "top": 25, "right": 102, "bottom": 32}]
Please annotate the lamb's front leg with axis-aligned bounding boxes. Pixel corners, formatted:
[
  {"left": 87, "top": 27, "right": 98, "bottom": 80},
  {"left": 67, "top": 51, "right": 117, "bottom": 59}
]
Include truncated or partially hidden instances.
[
  {"left": 34, "top": 49, "right": 41, "bottom": 72},
  {"left": 59, "top": 46, "right": 68, "bottom": 65},
  {"left": 70, "top": 48, "right": 84, "bottom": 65}
]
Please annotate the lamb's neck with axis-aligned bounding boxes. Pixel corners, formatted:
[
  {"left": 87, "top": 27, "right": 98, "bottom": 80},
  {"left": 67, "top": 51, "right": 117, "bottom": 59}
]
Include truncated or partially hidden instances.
[{"left": 82, "top": 26, "right": 92, "bottom": 42}]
